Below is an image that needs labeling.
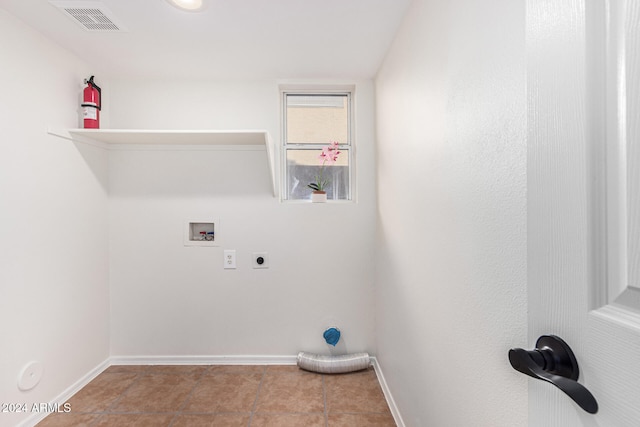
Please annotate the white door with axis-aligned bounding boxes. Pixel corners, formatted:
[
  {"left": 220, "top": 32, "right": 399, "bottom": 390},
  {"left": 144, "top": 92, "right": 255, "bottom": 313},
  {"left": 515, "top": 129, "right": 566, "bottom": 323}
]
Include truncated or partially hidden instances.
[{"left": 527, "top": 0, "right": 640, "bottom": 425}]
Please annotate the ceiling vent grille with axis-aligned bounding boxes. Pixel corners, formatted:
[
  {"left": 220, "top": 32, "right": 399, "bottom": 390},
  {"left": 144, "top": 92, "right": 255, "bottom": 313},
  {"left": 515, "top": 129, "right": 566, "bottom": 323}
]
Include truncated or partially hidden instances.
[{"left": 50, "top": 1, "right": 127, "bottom": 32}]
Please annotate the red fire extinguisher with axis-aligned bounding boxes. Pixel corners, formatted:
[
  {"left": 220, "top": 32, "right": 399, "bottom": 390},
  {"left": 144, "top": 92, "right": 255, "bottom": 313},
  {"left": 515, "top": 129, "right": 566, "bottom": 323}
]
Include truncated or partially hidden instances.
[{"left": 82, "top": 76, "right": 101, "bottom": 129}]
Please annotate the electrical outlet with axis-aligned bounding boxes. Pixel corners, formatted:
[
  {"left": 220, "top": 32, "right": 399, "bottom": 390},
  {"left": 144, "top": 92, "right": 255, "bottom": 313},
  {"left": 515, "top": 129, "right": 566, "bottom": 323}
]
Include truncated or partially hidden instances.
[
  {"left": 252, "top": 252, "right": 269, "bottom": 269},
  {"left": 224, "top": 249, "right": 236, "bottom": 269}
]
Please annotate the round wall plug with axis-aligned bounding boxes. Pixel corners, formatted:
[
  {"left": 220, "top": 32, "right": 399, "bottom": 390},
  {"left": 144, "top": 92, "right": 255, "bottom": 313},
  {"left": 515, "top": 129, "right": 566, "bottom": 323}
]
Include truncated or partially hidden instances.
[{"left": 252, "top": 252, "right": 269, "bottom": 269}]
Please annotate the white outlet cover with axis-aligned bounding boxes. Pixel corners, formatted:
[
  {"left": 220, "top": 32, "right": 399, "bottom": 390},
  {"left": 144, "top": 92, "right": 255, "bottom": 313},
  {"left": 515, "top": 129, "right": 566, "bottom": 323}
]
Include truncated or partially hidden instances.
[{"left": 224, "top": 249, "right": 236, "bottom": 269}]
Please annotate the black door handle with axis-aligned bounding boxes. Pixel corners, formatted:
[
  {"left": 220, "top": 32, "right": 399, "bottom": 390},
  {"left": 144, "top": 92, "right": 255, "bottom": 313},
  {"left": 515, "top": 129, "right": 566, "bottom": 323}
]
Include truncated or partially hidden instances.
[{"left": 508, "top": 335, "right": 598, "bottom": 414}]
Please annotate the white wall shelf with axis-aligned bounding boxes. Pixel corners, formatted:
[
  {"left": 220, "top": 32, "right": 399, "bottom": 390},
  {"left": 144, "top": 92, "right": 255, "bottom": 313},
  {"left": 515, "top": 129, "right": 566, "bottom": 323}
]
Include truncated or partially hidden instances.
[{"left": 48, "top": 128, "right": 277, "bottom": 197}]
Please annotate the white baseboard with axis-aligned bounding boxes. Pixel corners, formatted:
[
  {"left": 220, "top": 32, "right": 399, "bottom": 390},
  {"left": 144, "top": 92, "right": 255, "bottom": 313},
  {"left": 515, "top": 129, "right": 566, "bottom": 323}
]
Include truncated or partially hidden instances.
[
  {"left": 371, "top": 356, "right": 405, "bottom": 427},
  {"left": 109, "top": 354, "right": 298, "bottom": 366},
  {"left": 19, "top": 355, "right": 404, "bottom": 427},
  {"left": 19, "top": 358, "right": 110, "bottom": 427}
]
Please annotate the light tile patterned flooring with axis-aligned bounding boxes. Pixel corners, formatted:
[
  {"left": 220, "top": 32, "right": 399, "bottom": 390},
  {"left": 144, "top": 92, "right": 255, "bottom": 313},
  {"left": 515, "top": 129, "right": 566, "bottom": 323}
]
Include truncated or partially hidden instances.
[{"left": 37, "top": 365, "right": 396, "bottom": 426}]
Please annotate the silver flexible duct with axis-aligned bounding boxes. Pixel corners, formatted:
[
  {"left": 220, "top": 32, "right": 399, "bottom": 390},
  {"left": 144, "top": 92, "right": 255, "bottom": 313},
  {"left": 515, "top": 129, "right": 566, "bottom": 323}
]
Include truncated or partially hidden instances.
[{"left": 296, "top": 351, "right": 370, "bottom": 374}]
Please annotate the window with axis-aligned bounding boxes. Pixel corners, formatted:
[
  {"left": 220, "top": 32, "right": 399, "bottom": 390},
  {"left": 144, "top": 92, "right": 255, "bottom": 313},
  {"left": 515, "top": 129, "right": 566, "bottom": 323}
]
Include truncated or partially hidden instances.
[{"left": 282, "top": 91, "right": 352, "bottom": 201}]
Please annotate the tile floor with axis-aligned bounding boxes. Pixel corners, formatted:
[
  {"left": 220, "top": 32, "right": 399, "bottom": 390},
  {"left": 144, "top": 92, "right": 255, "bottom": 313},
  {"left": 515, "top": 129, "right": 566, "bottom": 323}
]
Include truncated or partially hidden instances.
[{"left": 36, "top": 365, "right": 396, "bottom": 426}]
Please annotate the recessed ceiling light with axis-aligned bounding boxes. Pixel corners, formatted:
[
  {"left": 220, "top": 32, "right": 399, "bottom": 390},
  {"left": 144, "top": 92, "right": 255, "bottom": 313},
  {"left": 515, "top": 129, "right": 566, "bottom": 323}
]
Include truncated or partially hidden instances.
[{"left": 165, "top": 0, "right": 206, "bottom": 12}]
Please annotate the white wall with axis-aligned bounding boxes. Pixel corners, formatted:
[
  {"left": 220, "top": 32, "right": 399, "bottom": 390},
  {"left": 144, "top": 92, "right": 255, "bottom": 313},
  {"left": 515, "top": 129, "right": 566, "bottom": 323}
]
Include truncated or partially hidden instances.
[
  {"left": 0, "top": 9, "right": 110, "bottom": 427},
  {"left": 374, "top": 0, "right": 528, "bottom": 425},
  {"left": 107, "top": 79, "right": 378, "bottom": 357}
]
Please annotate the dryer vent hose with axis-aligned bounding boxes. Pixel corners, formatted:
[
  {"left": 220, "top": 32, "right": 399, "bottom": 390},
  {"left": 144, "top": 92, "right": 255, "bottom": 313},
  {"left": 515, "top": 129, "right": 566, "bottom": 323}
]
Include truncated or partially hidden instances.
[{"left": 296, "top": 351, "right": 370, "bottom": 374}]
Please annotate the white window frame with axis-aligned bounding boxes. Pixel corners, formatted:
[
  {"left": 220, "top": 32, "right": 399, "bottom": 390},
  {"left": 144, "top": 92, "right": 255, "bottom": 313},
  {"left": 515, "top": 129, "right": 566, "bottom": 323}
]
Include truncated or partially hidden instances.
[{"left": 280, "top": 88, "right": 354, "bottom": 202}]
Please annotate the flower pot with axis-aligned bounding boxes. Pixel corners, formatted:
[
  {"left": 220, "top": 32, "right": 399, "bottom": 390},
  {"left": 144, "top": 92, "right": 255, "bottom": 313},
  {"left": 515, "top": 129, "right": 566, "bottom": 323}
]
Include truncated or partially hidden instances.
[{"left": 311, "top": 191, "right": 327, "bottom": 203}]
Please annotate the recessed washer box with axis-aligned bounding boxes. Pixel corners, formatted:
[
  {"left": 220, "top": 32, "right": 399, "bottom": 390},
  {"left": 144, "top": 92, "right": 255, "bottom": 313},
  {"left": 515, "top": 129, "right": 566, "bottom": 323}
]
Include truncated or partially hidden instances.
[{"left": 184, "top": 219, "right": 219, "bottom": 246}]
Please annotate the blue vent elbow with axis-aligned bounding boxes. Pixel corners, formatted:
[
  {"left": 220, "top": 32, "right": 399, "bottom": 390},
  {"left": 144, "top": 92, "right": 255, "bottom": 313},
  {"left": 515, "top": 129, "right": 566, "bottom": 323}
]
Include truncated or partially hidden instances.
[{"left": 323, "top": 327, "right": 341, "bottom": 346}]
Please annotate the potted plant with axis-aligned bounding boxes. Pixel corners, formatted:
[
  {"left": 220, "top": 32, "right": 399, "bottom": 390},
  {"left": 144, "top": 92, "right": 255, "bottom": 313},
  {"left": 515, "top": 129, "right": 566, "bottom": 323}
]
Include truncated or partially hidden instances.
[{"left": 308, "top": 141, "right": 341, "bottom": 202}]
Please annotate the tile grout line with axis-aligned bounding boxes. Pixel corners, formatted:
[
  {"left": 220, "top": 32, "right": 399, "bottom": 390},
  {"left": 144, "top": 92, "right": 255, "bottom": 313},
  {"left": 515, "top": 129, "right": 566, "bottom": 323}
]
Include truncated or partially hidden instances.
[
  {"left": 322, "top": 374, "right": 329, "bottom": 427},
  {"left": 87, "top": 366, "right": 151, "bottom": 426},
  {"left": 246, "top": 365, "right": 267, "bottom": 427},
  {"left": 167, "top": 366, "right": 212, "bottom": 427}
]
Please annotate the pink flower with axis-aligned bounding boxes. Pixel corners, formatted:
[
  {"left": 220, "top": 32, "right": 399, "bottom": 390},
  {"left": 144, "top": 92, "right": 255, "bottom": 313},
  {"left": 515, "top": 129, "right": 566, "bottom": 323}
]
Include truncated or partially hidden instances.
[
  {"left": 319, "top": 141, "right": 340, "bottom": 164},
  {"left": 308, "top": 141, "right": 342, "bottom": 193}
]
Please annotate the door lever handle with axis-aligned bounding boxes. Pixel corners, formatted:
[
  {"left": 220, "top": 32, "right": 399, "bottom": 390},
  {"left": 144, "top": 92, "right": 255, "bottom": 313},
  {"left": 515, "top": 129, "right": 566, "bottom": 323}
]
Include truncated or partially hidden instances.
[{"left": 508, "top": 335, "right": 598, "bottom": 414}]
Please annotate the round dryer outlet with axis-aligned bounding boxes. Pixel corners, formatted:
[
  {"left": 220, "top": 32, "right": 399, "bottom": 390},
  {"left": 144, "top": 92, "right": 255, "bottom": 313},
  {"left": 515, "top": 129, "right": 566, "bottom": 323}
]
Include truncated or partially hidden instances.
[{"left": 252, "top": 252, "right": 269, "bottom": 269}]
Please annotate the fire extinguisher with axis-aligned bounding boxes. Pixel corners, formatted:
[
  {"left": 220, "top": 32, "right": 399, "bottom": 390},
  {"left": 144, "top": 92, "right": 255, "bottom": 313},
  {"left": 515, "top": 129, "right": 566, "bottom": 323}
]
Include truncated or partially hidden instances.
[{"left": 82, "top": 76, "right": 101, "bottom": 129}]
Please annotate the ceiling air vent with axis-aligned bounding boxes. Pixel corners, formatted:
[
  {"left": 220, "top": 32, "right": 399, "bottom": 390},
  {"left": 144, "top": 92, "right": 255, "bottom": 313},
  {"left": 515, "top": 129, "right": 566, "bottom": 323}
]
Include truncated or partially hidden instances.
[{"left": 50, "top": 1, "right": 127, "bottom": 32}]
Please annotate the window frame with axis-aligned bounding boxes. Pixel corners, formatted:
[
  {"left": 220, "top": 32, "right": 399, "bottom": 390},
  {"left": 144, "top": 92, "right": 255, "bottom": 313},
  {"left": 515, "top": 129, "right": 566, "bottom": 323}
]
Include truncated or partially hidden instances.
[{"left": 280, "top": 89, "right": 354, "bottom": 202}]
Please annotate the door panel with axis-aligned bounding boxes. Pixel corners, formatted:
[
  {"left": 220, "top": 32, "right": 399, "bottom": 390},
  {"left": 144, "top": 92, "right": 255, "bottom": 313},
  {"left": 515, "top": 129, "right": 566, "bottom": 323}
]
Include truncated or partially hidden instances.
[{"left": 528, "top": 0, "right": 640, "bottom": 425}]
